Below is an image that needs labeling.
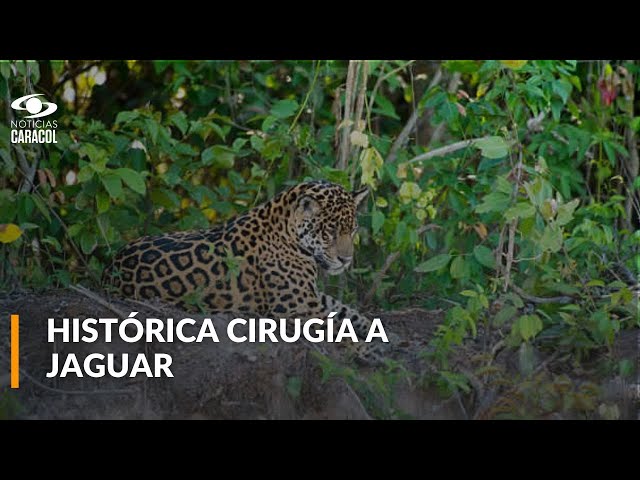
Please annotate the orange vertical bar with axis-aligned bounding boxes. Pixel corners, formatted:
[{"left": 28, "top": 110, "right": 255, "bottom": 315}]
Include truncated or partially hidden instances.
[{"left": 11, "top": 314, "right": 19, "bottom": 388}]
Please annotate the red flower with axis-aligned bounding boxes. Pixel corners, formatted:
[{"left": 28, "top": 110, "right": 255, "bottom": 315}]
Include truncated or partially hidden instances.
[{"left": 598, "top": 78, "right": 618, "bottom": 106}]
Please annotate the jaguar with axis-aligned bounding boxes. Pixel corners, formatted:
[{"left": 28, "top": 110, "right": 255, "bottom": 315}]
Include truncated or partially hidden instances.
[{"left": 102, "top": 180, "right": 386, "bottom": 364}]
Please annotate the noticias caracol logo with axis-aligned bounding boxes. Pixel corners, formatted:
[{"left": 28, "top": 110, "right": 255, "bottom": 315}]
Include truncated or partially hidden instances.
[
  {"left": 10, "top": 94, "right": 58, "bottom": 144},
  {"left": 11, "top": 94, "right": 58, "bottom": 118}
]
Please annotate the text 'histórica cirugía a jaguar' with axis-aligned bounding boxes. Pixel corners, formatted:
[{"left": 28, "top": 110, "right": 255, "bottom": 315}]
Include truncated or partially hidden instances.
[{"left": 45, "top": 312, "right": 389, "bottom": 379}]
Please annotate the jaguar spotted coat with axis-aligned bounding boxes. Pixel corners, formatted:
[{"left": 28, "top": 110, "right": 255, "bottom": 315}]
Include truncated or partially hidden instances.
[{"left": 102, "top": 180, "right": 385, "bottom": 363}]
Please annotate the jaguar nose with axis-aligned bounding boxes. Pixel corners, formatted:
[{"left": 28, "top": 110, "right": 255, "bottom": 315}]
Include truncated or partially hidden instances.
[{"left": 338, "top": 256, "right": 352, "bottom": 265}]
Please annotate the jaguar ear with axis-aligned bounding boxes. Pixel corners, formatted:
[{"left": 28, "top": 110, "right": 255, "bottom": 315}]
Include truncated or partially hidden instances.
[
  {"left": 295, "top": 195, "right": 321, "bottom": 219},
  {"left": 352, "top": 187, "right": 369, "bottom": 208}
]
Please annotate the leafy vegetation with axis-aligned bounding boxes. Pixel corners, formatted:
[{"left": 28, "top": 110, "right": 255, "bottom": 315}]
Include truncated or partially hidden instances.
[{"left": 1, "top": 60, "right": 637, "bottom": 419}]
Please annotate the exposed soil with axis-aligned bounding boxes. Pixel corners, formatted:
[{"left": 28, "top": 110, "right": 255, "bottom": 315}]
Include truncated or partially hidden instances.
[{"left": 0, "top": 289, "right": 637, "bottom": 420}]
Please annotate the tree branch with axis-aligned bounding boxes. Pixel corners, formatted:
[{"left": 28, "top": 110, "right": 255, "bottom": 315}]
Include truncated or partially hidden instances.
[
  {"left": 350, "top": 61, "right": 370, "bottom": 185},
  {"left": 337, "top": 61, "right": 358, "bottom": 170},
  {"left": 407, "top": 137, "right": 487, "bottom": 164},
  {"left": 51, "top": 61, "right": 101, "bottom": 92},
  {"left": 366, "top": 60, "right": 415, "bottom": 128},
  {"left": 511, "top": 284, "right": 575, "bottom": 304},
  {"left": 386, "top": 68, "right": 443, "bottom": 164}
]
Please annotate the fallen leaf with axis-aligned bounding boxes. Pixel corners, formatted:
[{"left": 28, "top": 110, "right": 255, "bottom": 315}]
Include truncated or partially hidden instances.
[
  {"left": 500, "top": 60, "right": 528, "bottom": 70},
  {"left": 45, "top": 168, "right": 57, "bottom": 187},
  {"left": 473, "top": 223, "right": 488, "bottom": 240},
  {"left": 37, "top": 169, "right": 47, "bottom": 187},
  {"left": 0, "top": 224, "right": 23, "bottom": 243},
  {"left": 350, "top": 130, "right": 369, "bottom": 148}
]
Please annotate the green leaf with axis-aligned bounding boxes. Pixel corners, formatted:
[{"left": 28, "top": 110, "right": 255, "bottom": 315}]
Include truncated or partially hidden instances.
[
  {"left": 208, "top": 121, "right": 227, "bottom": 141},
  {"left": 77, "top": 165, "right": 94, "bottom": 183},
  {"left": 443, "top": 60, "right": 480, "bottom": 73},
  {"left": 504, "top": 202, "right": 536, "bottom": 221},
  {"left": 202, "top": 145, "right": 235, "bottom": 168},
  {"left": 128, "top": 148, "right": 147, "bottom": 172},
  {"left": 168, "top": 112, "right": 189, "bottom": 135},
  {"left": 14, "top": 62, "right": 25, "bottom": 77},
  {"left": 31, "top": 195, "right": 51, "bottom": 223},
  {"left": 67, "top": 224, "right": 83, "bottom": 238},
  {"left": 262, "top": 115, "right": 278, "bottom": 132},
  {"left": 473, "top": 136, "right": 509, "bottom": 159},
  {"left": 101, "top": 174, "right": 123, "bottom": 200},
  {"left": 540, "top": 225, "right": 563, "bottom": 253},
  {"left": 478, "top": 294, "right": 489, "bottom": 310},
  {"left": 541, "top": 200, "right": 554, "bottom": 220},
  {"left": 394, "top": 220, "right": 408, "bottom": 246},
  {"left": 80, "top": 230, "right": 98, "bottom": 255},
  {"left": 145, "top": 119, "right": 160, "bottom": 144},
  {"left": 610, "top": 141, "right": 628, "bottom": 158},
  {"left": 150, "top": 188, "right": 180, "bottom": 209},
  {"left": 81, "top": 144, "right": 106, "bottom": 164},
  {"left": 524, "top": 84, "right": 545, "bottom": 99},
  {"left": 371, "top": 209, "right": 385, "bottom": 235},
  {"left": 500, "top": 60, "right": 528, "bottom": 70},
  {"left": 286, "top": 376, "right": 302, "bottom": 399},
  {"left": 550, "top": 282, "right": 580, "bottom": 296},
  {"left": 506, "top": 292, "right": 524, "bottom": 309},
  {"left": 475, "top": 192, "right": 510, "bottom": 214},
  {"left": 568, "top": 75, "right": 582, "bottom": 91},
  {"left": 114, "top": 168, "right": 146, "bottom": 195},
  {"left": 495, "top": 176, "right": 513, "bottom": 195},
  {"left": 593, "top": 309, "right": 615, "bottom": 344},
  {"left": 96, "top": 191, "right": 110, "bottom": 213},
  {"left": 19, "top": 222, "right": 39, "bottom": 231},
  {"left": 153, "top": 61, "right": 171, "bottom": 73},
  {"left": 174, "top": 143, "right": 198, "bottom": 157},
  {"left": 270, "top": 99, "right": 298, "bottom": 119},
  {"left": 373, "top": 95, "right": 400, "bottom": 120},
  {"left": 473, "top": 245, "right": 496, "bottom": 269},
  {"left": 450, "top": 255, "right": 466, "bottom": 279},
  {"left": 494, "top": 305, "right": 518, "bottom": 327},
  {"left": 41, "top": 236, "right": 62, "bottom": 252},
  {"left": 115, "top": 111, "right": 139, "bottom": 125},
  {"left": 0, "top": 62, "right": 10, "bottom": 79},
  {"left": 555, "top": 198, "right": 579, "bottom": 226},
  {"left": 250, "top": 134, "right": 265, "bottom": 152},
  {"left": 415, "top": 253, "right": 451, "bottom": 273},
  {"left": 619, "top": 359, "right": 633, "bottom": 378},
  {"left": 516, "top": 314, "right": 543, "bottom": 342},
  {"left": 551, "top": 98, "right": 563, "bottom": 121},
  {"left": 552, "top": 78, "right": 572, "bottom": 104}
]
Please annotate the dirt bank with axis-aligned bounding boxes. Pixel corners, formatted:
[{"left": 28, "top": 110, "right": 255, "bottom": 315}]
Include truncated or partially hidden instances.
[{"left": 0, "top": 289, "right": 636, "bottom": 419}]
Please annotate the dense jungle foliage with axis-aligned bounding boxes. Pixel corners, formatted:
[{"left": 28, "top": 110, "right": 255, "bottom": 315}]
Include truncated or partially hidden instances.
[{"left": 0, "top": 60, "right": 638, "bottom": 418}]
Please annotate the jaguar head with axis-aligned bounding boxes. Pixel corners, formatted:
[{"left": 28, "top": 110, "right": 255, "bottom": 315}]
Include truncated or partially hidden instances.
[{"left": 291, "top": 181, "right": 369, "bottom": 275}]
